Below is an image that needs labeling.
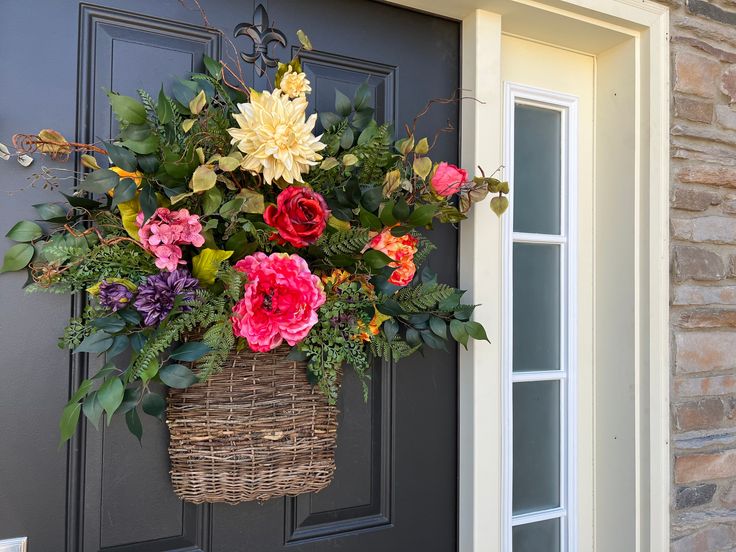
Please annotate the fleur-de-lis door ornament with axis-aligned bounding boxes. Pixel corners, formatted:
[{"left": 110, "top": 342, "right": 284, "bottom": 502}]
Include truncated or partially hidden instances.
[{"left": 234, "top": 4, "right": 287, "bottom": 76}]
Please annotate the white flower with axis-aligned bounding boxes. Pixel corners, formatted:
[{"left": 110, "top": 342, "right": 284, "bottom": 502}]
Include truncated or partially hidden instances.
[
  {"left": 279, "top": 66, "right": 312, "bottom": 98},
  {"left": 227, "top": 90, "right": 325, "bottom": 184}
]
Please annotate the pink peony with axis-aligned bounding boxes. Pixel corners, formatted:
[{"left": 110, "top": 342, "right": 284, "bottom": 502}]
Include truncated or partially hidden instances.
[
  {"left": 136, "top": 208, "right": 205, "bottom": 271},
  {"left": 430, "top": 162, "right": 468, "bottom": 197},
  {"left": 231, "top": 252, "right": 326, "bottom": 352}
]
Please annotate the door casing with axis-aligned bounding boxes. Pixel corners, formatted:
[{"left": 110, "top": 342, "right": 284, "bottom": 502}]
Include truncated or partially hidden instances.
[{"left": 382, "top": 0, "right": 670, "bottom": 550}]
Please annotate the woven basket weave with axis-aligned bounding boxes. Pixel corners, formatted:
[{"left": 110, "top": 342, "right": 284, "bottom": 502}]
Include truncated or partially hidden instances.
[{"left": 166, "top": 345, "right": 338, "bottom": 504}]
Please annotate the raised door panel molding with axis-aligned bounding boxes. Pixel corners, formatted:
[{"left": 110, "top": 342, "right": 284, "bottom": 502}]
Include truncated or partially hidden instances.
[
  {"left": 285, "top": 361, "right": 394, "bottom": 543},
  {"left": 73, "top": 5, "right": 219, "bottom": 552}
]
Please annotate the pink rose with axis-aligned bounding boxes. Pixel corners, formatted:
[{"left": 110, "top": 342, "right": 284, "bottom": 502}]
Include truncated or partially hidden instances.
[
  {"left": 231, "top": 252, "right": 326, "bottom": 352},
  {"left": 430, "top": 162, "right": 468, "bottom": 197},
  {"left": 263, "top": 186, "right": 330, "bottom": 248}
]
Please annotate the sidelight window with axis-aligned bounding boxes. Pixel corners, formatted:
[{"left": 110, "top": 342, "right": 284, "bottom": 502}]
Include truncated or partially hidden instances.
[{"left": 503, "top": 84, "right": 578, "bottom": 552}]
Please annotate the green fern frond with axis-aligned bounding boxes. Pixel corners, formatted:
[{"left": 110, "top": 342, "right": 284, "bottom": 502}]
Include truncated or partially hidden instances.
[{"left": 316, "top": 227, "right": 371, "bottom": 256}]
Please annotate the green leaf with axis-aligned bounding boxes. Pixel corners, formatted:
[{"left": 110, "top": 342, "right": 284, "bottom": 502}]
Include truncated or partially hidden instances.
[
  {"left": 359, "top": 208, "right": 382, "bottom": 231},
  {"left": 139, "top": 183, "right": 158, "bottom": 222},
  {"left": 122, "top": 134, "right": 159, "bottom": 155},
  {"left": 439, "top": 292, "right": 462, "bottom": 311},
  {"left": 203, "top": 55, "right": 222, "bottom": 79},
  {"left": 340, "top": 126, "right": 354, "bottom": 149},
  {"left": 490, "top": 195, "right": 510, "bottom": 216},
  {"left": 118, "top": 308, "right": 141, "bottom": 325},
  {"left": 421, "top": 330, "right": 446, "bottom": 350},
  {"left": 219, "top": 197, "right": 244, "bottom": 219},
  {"left": 354, "top": 83, "right": 371, "bottom": 111},
  {"left": 415, "top": 137, "right": 430, "bottom": 155},
  {"left": 80, "top": 169, "right": 119, "bottom": 194},
  {"left": 335, "top": 90, "right": 352, "bottom": 117},
  {"left": 412, "top": 157, "right": 432, "bottom": 180},
  {"left": 0, "top": 243, "right": 33, "bottom": 273},
  {"left": 105, "top": 142, "right": 137, "bottom": 172},
  {"left": 111, "top": 178, "right": 137, "bottom": 208},
  {"left": 189, "top": 89, "right": 207, "bottom": 115},
  {"left": 138, "top": 154, "right": 159, "bottom": 174},
  {"left": 383, "top": 318, "right": 399, "bottom": 341},
  {"left": 430, "top": 316, "right": 447, "bottom": 339},
  {"left": 82, "top": 392, "right": 103, "bottom": 430},
  {"left": 449, "top": 319, "right": 469, "bottom": 349},
  {"left": 97, "top": 377, "right": 124, "bottom": 422},
  {"left": 202, "top": 187, "right": 223, "bottom": 215},
  {"left": 319, "top": 111, "right": 342, "bottom": 130},
  {"left": 406, "top": 327, "right": 421, "bottom": 347},
  {"left": 170, "top": 341, "right": 212, "bottom": 361},
  {"left": 172, "top": 79, "right": 199, "bottom": 106},
  {"left": 363, "top": 249, "right": 394, "bottom": 269},
  {"left": 107, "top": 92, "right": 147, "bottom": 125},
  {"left": 61, "top": 192, "right": 101, "bottom": 209},
  {"left": 408, "top": 204, "right": 438, "bottom": 227},
  {"left": 119, "top": 123, "right": 151, "bottom": 141},
  {"left": 119, "top": 386, "right": 142, "bottom": 414},
  {"left": 69, "top": 379, "right": 94, "bottom": 405},
  {"left": 156, "top": 87, "right": 173, "bottom": 124},
  {"left": 465, "top": 320, "right": 490, "bottom": 342},
  {"left": 74, "top": 331, "right": 113, "bottom": 354},
  {"left": 191, "top": 164, "right": 217, "bottom": 192},
  {"left": 33, "top": 203, "right": 66, "bottom": 221},
  {"left": 377, "top": 298, "right": 404, "bottom": 316},
  {"left": 361, "top": 186, "right": 383, "bottom": 212},
  {"left": 6, "top": 220, "right": 42, "bottom": 242},
  {"left": 125, "top": 408, "right": 143, "bottom": 443},
  {"left": 393, "top": 198, "right": 410, "bottom": 221},
  {"left": 59, "top": 402, "right": 82, "bottom": 444},
  {"left": 91, "top": 315, "right": 126, "bottom": 333},
  {"left": 142, "top": 392, "right": 166, "bottom": 420},
  {"left": 296, "top": 29, "right": 313, "bottom": 50},
  {"left": 159, "top": 363, "right": 198, "bottom": 389},
  {"left": 107, "top": 334, "right": 130, "bottom": 358},
  {"left": 92, "top": 361, "right": 118, "bottom": 380},
  {"left": 379, "top": 200, "right": 397, "bottom": 226}
]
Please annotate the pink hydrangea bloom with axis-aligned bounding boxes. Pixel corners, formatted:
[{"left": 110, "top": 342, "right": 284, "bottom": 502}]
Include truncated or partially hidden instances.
[
  {"left": 136, "top": 208, "right": 205, "bottom": 271},
  {"left": 231, "top": 252, "right": 326, "bottom": 352}
]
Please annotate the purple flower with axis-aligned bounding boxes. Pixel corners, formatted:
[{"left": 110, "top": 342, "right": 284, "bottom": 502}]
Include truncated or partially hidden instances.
[
  {"left": 133, "top": 269, "right": 200, "bottom": 326},
  {"left": 98, "top": 281, "right": 134, "bottom": 312}
]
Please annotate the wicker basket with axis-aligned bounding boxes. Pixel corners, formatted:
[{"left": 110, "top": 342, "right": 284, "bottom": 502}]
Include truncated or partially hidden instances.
[{"left": 166, "top": 345, "right": 338, "bottom": 504}]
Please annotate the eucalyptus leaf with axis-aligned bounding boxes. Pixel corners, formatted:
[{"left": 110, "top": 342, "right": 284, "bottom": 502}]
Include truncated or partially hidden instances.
[
  {"left": 159, "top": 363, "right": 199, "bottom": 388},
  {"left": 170, "top": 341, "right": 211, "bottom": 361},
  {"left": 97, "top": 377, "right": 124, "bottom": 422},
  {"left": 125, "top": 408, "right": 143, "bottom": 443},
  {"left": 75, "top": 331, "right": 114, "bottom": 354}
]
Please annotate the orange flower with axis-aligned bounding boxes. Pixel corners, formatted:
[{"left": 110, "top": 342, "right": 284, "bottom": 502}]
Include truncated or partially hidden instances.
[{"left": 367, "top": 227, "right": 419, "bottom": 286}]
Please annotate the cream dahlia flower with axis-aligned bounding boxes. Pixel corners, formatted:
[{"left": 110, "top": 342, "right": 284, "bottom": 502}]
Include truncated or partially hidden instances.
[
  {"left": 228, "top": 90, "right": 325, "bottom": 184},
  {"left": 279, "top": 66, "right": 312, "bottom": 98}
]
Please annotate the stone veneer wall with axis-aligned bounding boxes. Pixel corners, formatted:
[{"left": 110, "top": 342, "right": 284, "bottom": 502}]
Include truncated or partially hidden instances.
[{"left": 660, "top": 0, "right": 736, "bottom": 549}]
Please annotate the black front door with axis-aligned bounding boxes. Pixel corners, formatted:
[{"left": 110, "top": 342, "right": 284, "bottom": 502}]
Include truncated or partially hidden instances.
[{"left": 0, "top": 1, "right": 459, "bottom": 550}]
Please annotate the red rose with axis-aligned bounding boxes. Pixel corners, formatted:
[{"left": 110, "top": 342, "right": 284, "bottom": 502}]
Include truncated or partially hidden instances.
[
  {"left": 430, "top": 162, "right": 468, "bottom": 197},
  {"left": 264, "top": 186, "right": 330, "bottom": 247}
]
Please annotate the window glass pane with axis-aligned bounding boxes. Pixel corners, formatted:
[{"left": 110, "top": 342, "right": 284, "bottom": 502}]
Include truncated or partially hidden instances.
[
  {"left": 512, "top": 518, "right": 561, "bottom": 552},
  {"left": 513, "top": 243, "right": 560, "bottom": 372},
  {"left": 513, "top": 104, "right": 561, "bottom": 235},
  {"left": 512, "top": 380, "right": 561, "bottom": 514}
]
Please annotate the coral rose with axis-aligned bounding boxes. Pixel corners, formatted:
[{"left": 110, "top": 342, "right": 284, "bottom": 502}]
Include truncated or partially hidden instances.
[
  {"left": 264, "top": 186, "right": 330, "bottom": 247},
  {"left": 231, "top": 252, "right": 326, "bottom": 352},
  {"left": 430, "top": 162, "right": 468, "bottom": 197},
  {"left": 368, "top": 227, "right": 419, "bottom": 287}
]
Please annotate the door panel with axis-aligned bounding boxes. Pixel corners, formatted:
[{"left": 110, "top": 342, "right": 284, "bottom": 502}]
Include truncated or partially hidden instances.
[{"left": 0, "top": 2, "right": 459, "bottom": 551}]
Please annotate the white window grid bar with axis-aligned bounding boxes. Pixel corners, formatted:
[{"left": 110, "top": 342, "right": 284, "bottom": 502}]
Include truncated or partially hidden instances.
[{"left": 502, "top": 82, "right": 579, "bottom": 551}]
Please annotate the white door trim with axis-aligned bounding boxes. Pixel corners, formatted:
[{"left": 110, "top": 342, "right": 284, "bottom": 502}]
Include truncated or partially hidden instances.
[{"left": 385, "top": 0, "right": 669, "bottom": 550}]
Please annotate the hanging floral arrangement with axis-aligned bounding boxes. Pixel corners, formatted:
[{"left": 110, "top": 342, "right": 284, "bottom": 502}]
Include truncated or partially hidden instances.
[{"left": 0, "top": 32, "right": 508, "bottom": 490}]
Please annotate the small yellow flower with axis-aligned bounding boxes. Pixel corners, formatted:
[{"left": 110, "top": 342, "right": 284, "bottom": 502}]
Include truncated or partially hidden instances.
[
  {"left": 227, "top": 90, "right": 325, "bottom": 184},
  {"left": 279, "top": 66, "right": 312, "bottom": 98}
]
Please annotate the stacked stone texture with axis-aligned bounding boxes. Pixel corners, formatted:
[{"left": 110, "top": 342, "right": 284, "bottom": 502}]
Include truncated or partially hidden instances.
[{"left": 664, "top": 0, "right": 736, "bottom": 549}]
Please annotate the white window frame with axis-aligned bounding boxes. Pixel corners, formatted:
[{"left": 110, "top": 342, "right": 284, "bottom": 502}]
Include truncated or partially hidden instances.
[{"left": 502, "top": 84, "right": 579, "bottom": 552}]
